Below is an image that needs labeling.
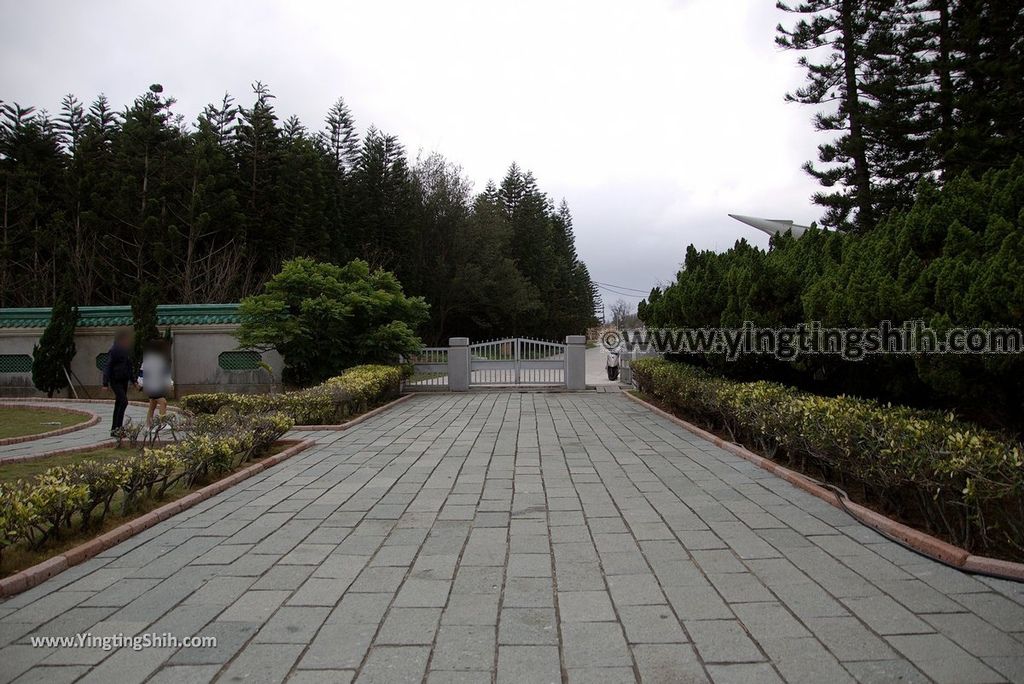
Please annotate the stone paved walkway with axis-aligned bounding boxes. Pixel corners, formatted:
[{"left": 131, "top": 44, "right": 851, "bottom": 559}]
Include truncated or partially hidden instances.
[
  {"left": 1, "top": 393, "right": 1023, "bottom": 683},
  {"left": 585, "top": 344, "right": 620, "bottom": 390},
  {"left": 0, "top": 401, "right": 148, "bottom": 461}
]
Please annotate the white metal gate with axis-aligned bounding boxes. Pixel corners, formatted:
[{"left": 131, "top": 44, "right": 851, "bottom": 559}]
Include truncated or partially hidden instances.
[
  {"left": 401, "top": 347, "right": 449, "bottom": 390},
  {"left": 470, "top": 337, "right": 566, "bottom": 386}
]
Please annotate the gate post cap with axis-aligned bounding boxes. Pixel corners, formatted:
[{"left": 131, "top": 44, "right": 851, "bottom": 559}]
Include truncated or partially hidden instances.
[
  {"left": 448, "top": 337, "right": 469, "bottom": 347},
  {"left": 565, "top": 335, "right": 586, "bottom": 345}
]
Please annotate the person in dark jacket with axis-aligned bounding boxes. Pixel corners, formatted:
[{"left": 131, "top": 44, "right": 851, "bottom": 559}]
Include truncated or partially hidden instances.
[{"left": 102, "top": 329, "right": 134, "bottom": 435}]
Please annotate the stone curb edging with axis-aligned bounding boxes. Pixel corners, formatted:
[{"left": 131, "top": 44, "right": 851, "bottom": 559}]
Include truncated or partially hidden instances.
[
  {"left": 0, "top": 439, "right": 187, "bottom": 466},
  {"left": 290, "top": 393, "right": 415, "bottom": 431},
  {"left": 624, "top": 391, "right": 1024, "bottom": 583},
  {"left": 0, "top": 397, "right": 161, "bottom": 408},
  {"left": 0, "top": 438, "right": 315, "bottom": 598},
  {"left": 0, "top": 404, "right": 100, "bottom": 446}
]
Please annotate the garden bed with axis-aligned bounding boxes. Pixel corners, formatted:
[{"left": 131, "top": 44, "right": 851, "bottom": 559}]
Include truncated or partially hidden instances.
[
  {"left": 0, "top": 411, "right": 295, "bottom": 580},
  {"left": 631, "top": 357, "right": 1024, "bottom": 563},
  {"left": 0, "top": 441, "right": 292, "bottom": 578}
]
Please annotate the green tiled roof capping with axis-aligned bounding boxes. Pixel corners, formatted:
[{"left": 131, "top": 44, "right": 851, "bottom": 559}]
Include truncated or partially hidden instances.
[
  {"left": 0, "top": 304, "right": 241, "bottom": 329},
  {"left": 0, "top": 354, "right": 33, "bottom": 373}
]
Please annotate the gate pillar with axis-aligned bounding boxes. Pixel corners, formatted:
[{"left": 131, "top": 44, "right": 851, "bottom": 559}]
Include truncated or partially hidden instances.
[
  {"left": 448, "top": 337, "right": 470, "bottom": 391},
  {"left": 565, "top": 335, "right": 586, "bottom": 390}
]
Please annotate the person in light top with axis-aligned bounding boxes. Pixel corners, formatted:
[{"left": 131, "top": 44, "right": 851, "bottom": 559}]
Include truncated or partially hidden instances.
[{"left": 137, "top": 338, "right": 173, "bottom": 428}]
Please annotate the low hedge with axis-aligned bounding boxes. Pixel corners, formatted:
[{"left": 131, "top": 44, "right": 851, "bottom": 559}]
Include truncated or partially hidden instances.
[
  {"left": 180, "top": 364, "right": 403, "bottom": 424},
  {"left": 0, "top": 412, "right": 293, "bottom": 568},
  {"left": 631, "top": 357, "right": 1024, "bottom": 557}
]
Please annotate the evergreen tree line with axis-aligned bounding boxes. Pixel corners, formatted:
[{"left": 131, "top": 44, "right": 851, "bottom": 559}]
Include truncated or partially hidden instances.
[
  {"left": 0, "top": 83, "right": 598, "bottom": 343},
  {"left": 640, "top": 161, "right": 1024, "bottom": 433},
  {"left": 778, "top": 0, "right": 1024, "bottom": 230}
]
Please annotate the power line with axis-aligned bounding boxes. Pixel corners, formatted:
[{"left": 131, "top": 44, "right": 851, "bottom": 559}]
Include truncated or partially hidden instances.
[
  {"left": 592, "top": 280, "right": 651, "bottom": 294},
  {"left": 596, "top": 283, "right": 647, "bottom": 297},
  {"left": 596, "top": 285, "right": 646, "bottom": 299}
]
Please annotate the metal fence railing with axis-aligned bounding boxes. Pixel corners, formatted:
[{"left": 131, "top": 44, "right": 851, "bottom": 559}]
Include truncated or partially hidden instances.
[{"left": 401, "top": 347, "right": 449, "bottom": 390}]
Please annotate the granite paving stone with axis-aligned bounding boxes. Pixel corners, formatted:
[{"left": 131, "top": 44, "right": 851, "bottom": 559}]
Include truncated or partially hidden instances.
[{"left": 2, "top": 392, "right": 1021, "bottom": 683}]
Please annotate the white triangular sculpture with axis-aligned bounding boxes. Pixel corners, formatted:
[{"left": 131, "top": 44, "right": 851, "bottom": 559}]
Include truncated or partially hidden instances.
[{"left": 729, "top": 214, "right": 811, "bottom": 239}]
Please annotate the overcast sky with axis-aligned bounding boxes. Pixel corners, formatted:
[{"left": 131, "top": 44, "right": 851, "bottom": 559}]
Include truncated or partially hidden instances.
[{"left": 1, "top": 0, "right": 823, "bottom": 312}]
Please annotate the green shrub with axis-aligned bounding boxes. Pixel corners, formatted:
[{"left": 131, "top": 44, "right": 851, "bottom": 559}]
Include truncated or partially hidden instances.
[
  {"left": 0, "top": 483, "right": 38, "bottom": 564},
  {"left": 180, "top": 364, "right": 403, "bottom": 424},
  {"left": 25, "top": 471, "right": 89, "bottom": 542},
  {"left": 632, "top": 357, "right": 1024, "bottom": 556},
  {"left": 64, "top": 460, "right": 123, "bottom": 529},
  {"left": 639, "top": 160, "right": 1024, "bottom": 431},
  {"left": 31, "top": 288, "right": 77, "bottom": 398}
]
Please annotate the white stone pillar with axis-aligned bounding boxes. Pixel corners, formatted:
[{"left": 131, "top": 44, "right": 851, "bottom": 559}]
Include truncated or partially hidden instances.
[
  {"left": 565, "top": 335, "right": 586, "bottom": 390},
  {"left": 448, "top": 337, "right": 470, "bottom": 391}
]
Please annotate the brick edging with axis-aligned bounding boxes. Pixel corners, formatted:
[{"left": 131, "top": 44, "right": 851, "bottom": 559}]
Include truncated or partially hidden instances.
[
  {"left": 0, "top": 403, "right": 100, "bottom": 446},
  {"left": 0, "top": 438, "right": 187, "bottom": 466},
  {"left": 0, "top": 439, "right": 315, "bottom": 598},
  {"left": 623, "top": 391, "right": 1024, "bottom": 582},
  {"left": 290, "top": 393, "right": 415, "bottom": 431}
]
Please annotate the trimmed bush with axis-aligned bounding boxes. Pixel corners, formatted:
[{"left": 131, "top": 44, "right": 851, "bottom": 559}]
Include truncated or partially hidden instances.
[
  {"left": 0, "top": 483, "right": 39, "bottom": 565},
  {"left": 180, "top": 364, "right": 403, "bottom": 424},
  {"left": 632, "top": 357, "right": 1024, "bottom": 557}
]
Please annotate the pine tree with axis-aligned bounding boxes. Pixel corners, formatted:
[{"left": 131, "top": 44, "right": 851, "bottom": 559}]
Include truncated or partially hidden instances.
[
  {"left": 348, "top": 128, "right": 415, "bottom": 276},
  {"left": 168, "top": 99, "right": 247, "bottom": 302},
  {"left": 322, "top": 97, "right": 359, "bottom": 173},
  {"left": 32, "top": 288, "right": 78, "bottom": 397},
  {"left": 56, "top": 94, "right": 85, "bottom": 155},
  {"left": 0, "top": 103, "right": 66, "bottom": 305},
  {"left": 97, "top": 84, "right": 181, "bottom": 302},
  {"left": 235, "top": 81, "right": 284, "bottom": 276},
  {"left": 858, "top": 1, "right": 939, "bottom": 217},
  {"left": 777, "top": 0, "right": 881, "bottom": 230},
  {"left": 943, "top": 0, "right": 1024, "bottom": 175},
  {"left": 0, "top": 84, "right": 600, "bottom": 344}
]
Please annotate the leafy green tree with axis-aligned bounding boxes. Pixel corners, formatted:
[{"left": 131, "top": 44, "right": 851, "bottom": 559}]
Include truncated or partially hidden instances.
[
  {"left": 237, "top": 258, "right": 429, "bottom": 387},
  {"left": 32, "top": 289, "right": 78, "bottom": 397}
]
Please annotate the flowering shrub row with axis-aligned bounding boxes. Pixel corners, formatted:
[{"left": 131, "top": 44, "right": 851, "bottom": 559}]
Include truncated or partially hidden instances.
[
  {"left": 0, "top": 412, "right": 293, "bottom": 567},
  {"left": 631, "top": 357, "right": 1024, "bottom": 557},
  {"left": 180, "top": 364, "right": 404, "bottom": 424}
]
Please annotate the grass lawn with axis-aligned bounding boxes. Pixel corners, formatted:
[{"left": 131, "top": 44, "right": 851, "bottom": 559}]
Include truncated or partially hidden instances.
[
  {"left": 0, "top": 447, "right": 128, "bottom": 484},
  {"left": 0, "top": 406, "right": 91, "bottom": 440},
  {"left": 0, "top": 441, "right": 289, "bottom": 578}
]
